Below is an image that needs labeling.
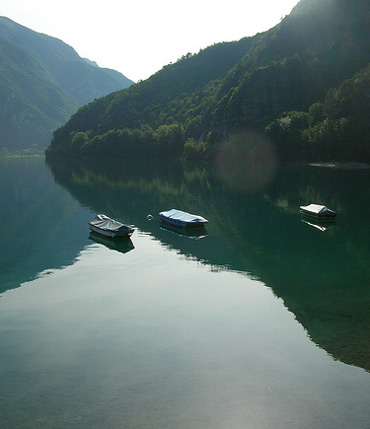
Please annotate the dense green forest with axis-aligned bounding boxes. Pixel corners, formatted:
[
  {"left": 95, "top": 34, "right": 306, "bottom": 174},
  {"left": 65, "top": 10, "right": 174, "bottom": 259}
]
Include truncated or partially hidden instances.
[
  {"left": 0, "top": 17, "right": 133, "bottom": 151},
  {"left": 266, "top": 65, "right": 370, "bottom": 161},
  {"left": 46, "top": 0, "right": 370, "bottom": 162}
]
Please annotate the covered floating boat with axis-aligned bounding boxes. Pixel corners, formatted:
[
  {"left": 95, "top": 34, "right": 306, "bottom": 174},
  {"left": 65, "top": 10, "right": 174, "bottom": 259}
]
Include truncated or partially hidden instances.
[
  {"left": 159, "top": 209, "right": 208, "bottom": 228},
  {"left": 300, "top": 204, "right": 336, "bottom": 219},
  {"left": 88, "top": 214, "right": 134, "bottom": 238}
]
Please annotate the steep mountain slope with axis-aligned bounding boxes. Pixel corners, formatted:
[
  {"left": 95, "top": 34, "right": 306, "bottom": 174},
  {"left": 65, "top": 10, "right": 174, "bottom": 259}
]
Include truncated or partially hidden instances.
[
  {"left": 0, "top": 36, "right": 79, "bottom": 150},
  {"left": 47, "top": 36, "right": 257, "bottom": 157},
  {"left": 211, "top": 0, "right": 370, "bottom": 134},
  {"left": 46, "top": 0, "right": 370, "bottom": 161},
  {"left": 0, "top": 17, "right": 134, "bottom": 150}
]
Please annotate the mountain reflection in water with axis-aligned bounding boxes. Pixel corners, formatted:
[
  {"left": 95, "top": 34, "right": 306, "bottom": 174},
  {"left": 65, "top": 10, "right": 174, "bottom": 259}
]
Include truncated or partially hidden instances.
[
  {"left": 0, "top": 158, "right": 92, "bottom": 293},
  {"left": 46, "top": 158, "right": 370, "bottom": 373},
  {"left": 1, "top": 157, "right": 369, "bottom": 374}
]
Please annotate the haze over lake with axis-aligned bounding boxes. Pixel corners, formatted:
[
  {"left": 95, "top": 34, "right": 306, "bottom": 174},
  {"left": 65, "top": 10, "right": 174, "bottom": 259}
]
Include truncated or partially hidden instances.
[{"left": 0, "top": 157, "right": 369, "bottom": 428}]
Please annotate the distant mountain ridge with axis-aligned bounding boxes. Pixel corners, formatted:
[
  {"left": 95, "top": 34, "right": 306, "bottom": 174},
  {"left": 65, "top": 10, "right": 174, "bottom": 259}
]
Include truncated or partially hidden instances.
[
  {"left": 46, "top": 0, "right": 370, "bottom": 163},
  {"left": 0, "top": 17, "right": 134, "bottom": 151}
]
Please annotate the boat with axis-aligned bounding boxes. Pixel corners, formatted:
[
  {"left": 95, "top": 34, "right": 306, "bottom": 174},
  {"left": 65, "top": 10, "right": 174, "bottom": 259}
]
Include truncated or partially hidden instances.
[
  {"left": 159, "top": 209, "right": 208, "bottom": 228},
  {"left": 88, "top": 214, "right": 134, "bottom": 238},
  {"left": 300, "top": 204, "right": 336, "bottom": 219}
]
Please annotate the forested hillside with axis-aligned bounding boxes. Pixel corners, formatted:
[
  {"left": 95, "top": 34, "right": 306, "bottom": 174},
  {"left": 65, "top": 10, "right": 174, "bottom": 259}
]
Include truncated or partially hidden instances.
[
  {"left": 46, "top": 0, "right": 370, "bottom": 162},
  {"left": 266, "top": 65, "right": 370, "bottom": 161},
  {"left": 0, "top": 17, "right": 133, "bottom": 151}
]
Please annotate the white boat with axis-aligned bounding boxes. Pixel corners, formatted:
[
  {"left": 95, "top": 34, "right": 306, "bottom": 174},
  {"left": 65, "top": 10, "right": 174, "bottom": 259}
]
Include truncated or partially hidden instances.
[
  {"left": 88, "top": 214, "right": 134, "bottom": 238},
  {"left": 159, "top": 209, "right": 208, "bottom": 228},
  {"left": 300, "top": 204, "right": 336, "bottom": 219}
]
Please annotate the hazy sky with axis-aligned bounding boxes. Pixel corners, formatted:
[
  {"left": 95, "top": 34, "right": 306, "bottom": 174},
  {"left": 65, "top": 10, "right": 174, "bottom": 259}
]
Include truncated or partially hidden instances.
[{"left": 0, "top": 0, "right": 299, "bottom": 82}]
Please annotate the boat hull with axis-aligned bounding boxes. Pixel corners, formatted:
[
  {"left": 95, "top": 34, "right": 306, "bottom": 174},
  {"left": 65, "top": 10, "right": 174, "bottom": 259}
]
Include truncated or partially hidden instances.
[
  {"left": 89, "top": 224, "right": 133, "bottom": 238},
  {"left": 300, "top": 209, "right": 336, "bottom": 219},
  {"left": 159, "top": 216, "right": 207, "bottom": 228}
]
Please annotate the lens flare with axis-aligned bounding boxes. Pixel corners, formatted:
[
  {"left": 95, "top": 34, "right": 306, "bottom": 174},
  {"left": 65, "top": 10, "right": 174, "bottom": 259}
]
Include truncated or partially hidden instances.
[{"left": 214, "top": 131, "right": 278, "bottom": 194}]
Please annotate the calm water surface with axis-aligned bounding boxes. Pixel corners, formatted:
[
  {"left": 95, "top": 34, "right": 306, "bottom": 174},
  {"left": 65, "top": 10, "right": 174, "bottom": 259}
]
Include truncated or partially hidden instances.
[{"left": 0, "top": 157, "right": 370, "bottom": 428}]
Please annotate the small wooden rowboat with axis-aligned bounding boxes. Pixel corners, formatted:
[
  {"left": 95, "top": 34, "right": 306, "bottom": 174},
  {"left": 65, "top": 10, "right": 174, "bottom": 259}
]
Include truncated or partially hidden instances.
[
  {"left": 88, "top": 214, "right": 134, "bottom": 238},
  {"left": 159, "top": 209, "right": 208, "bottom": 228}
]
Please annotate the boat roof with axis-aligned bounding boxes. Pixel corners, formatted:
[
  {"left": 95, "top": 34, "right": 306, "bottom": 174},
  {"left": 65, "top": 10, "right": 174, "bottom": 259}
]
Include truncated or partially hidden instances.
[
  {"left": 89, "top": 214, "right": 127, "bottom": 231},
  {"left": 160, "top": 209, "right": 208, "bottom": 223},
  {"left": 300, "top": 204, "right": 335, "bottom": 214}
]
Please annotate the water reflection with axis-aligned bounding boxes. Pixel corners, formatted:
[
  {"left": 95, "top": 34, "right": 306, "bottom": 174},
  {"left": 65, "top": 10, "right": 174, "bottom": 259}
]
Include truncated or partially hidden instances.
[
  {"left": 88, "top": 233, "right": 135, "bottom": 254},
  {"left": 159, "top": 223, "right": 208, "bottom": 240},
  {"left": 0, "top": 158, "right": 92, "bottom": 293},
  {"left": 45, "top": 157, "right": 370, "bottom": 373},
  {"left": 301, "top": 218, "right": 337, "bottom": 232}
]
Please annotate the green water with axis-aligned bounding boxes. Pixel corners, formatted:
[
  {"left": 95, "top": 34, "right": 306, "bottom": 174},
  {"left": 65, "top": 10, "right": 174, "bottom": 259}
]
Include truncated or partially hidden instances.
[{"left": 0, "top": 157, "right": 369, "bottom": 428}]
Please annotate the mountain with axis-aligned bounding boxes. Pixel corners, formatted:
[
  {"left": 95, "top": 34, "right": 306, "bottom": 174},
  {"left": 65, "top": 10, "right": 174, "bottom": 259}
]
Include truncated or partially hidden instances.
[
  {"left": 0, "top": 17, "right": 134, "bottom": 151},
  {"left": 46, "top": 0, "right": 370, "bottom": 162}
]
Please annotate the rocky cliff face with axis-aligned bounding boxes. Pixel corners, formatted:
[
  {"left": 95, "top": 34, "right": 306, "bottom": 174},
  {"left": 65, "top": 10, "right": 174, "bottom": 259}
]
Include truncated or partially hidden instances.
[{"left": 212, "top": 67, "right": 293, "bottom": 135}]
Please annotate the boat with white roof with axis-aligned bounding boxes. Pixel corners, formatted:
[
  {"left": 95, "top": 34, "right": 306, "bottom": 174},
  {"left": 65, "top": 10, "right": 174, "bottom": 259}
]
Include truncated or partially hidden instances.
[
  {"left": 300, "top": 204, "right": 336, "bottom": 219},
  {"left": 159, "top": 209, "right": 208, "bottom": 228}
]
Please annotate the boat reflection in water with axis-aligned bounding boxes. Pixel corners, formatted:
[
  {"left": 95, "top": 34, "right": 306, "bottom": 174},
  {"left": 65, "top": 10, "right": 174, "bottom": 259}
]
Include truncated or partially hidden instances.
[
  {"left": 301, "top": 218, "right": 336, "bottom": 232},
  {"left": 159, "top": 223, "right": 208, "bottom": 240},
  {"left": 88, "top": 232, "right": 135, "bottom": 254}
]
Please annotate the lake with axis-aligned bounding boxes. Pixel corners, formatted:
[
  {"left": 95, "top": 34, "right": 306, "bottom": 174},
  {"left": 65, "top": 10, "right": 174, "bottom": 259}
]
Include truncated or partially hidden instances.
[{"left": 0, "top": 156, "right": 370, "bottom": 428}]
